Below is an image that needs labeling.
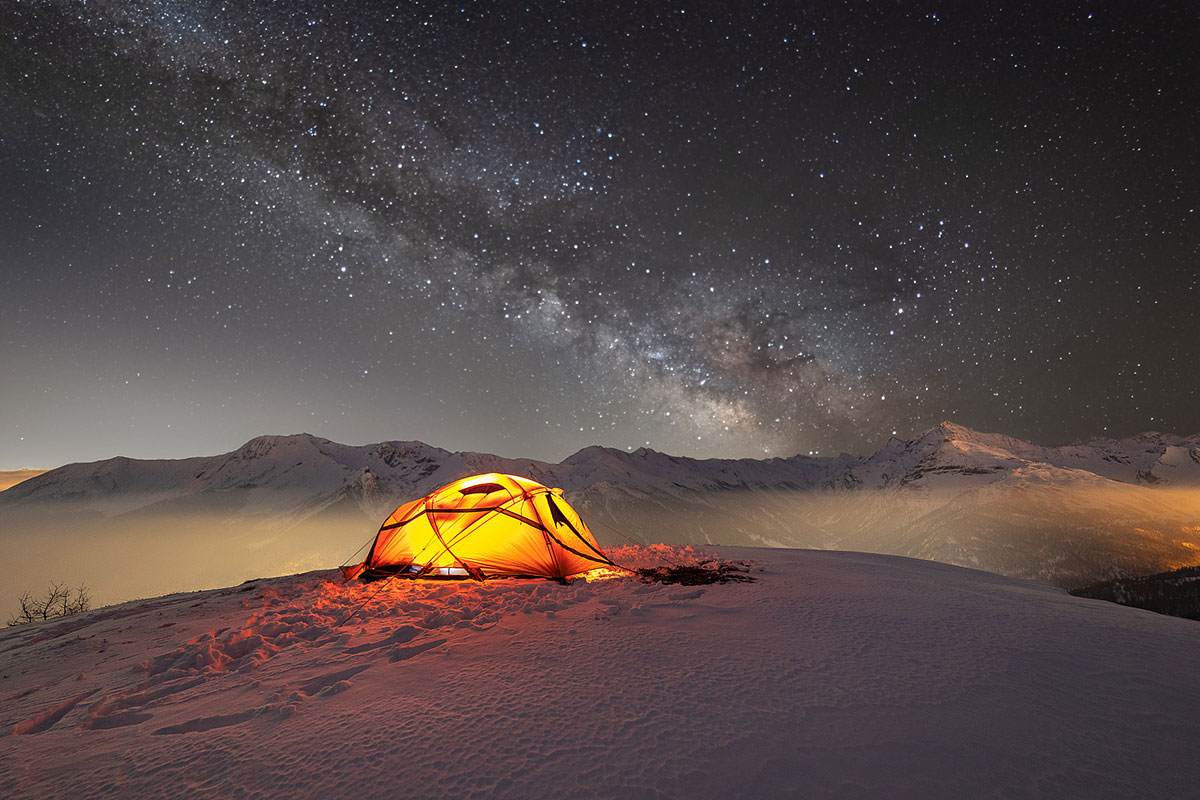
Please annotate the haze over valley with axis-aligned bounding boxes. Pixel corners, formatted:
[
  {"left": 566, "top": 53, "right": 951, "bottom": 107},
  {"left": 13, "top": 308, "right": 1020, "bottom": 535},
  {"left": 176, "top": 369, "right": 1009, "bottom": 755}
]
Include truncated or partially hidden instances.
[{"left": 4, "top": 421, "right": 1198, "bottom": 621}]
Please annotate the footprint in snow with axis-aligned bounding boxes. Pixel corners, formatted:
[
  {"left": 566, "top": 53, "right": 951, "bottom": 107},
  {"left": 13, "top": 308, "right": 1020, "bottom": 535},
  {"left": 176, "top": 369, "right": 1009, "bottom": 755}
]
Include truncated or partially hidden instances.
[
  {"left": 297, "top": 664, "right": 371, "bottom": 696},
  {"left": 12, "top": 689, "right": 99, "bottom": 735},
  {"left": 152, "top": 706, "right": 269, "bottom": 735},
  {"left": 80, "top": 676, "right": 207, "bottom": 731}
]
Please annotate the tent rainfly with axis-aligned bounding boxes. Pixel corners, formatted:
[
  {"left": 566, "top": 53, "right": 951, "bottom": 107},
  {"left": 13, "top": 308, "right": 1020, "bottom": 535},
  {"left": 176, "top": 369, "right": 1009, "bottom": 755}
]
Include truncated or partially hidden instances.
[{"left": 342, "top": 473, "right": 616, "bottom": 581}]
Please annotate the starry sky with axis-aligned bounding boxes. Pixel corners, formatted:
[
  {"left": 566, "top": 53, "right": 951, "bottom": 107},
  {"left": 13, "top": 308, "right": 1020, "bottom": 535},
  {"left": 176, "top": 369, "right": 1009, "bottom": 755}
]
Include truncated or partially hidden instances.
[{"left": 2, "top": 0, "right": 1197, "bottom": 470}]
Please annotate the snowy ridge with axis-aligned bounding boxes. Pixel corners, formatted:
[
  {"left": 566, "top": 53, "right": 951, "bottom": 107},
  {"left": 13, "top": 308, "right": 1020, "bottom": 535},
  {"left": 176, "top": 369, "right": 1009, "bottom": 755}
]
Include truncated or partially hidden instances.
[
  {"left": 3, "top": 546, "right": 1200, "bottom": 799},
  {"left": 6, "top": 422, "right": 1198, "bottom": 514}
]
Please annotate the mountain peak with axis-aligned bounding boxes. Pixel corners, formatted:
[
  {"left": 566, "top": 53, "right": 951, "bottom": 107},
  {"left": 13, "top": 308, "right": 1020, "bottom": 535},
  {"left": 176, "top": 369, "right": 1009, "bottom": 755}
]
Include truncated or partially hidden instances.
[
  {"left": 238, "top": 432, "right": 323, "bottom": 447},
  {"left": 561, "top": 444, "right": 638, "bottom": 465},
  {"left": 934, "top": 420, "right": 971, "bottom": 437},
  {"left": 905, "top": 421, "right": 979, "bottom": 444},
  {"left": 232, "top": 433, "right": 332, "bottom": 457}
]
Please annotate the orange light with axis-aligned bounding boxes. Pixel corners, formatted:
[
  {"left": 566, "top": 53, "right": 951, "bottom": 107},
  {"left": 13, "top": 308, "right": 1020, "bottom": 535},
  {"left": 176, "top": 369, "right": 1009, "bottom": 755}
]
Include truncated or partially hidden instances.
[{"left": 579, "top": 567, "right": 625, "bottom": 582}]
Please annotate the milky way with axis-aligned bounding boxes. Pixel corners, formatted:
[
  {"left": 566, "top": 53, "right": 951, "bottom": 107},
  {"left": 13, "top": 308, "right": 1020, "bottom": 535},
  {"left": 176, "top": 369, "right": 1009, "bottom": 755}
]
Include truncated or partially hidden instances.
[{"left": 2, "top": 1, "right": 1197, "bottom": 468}]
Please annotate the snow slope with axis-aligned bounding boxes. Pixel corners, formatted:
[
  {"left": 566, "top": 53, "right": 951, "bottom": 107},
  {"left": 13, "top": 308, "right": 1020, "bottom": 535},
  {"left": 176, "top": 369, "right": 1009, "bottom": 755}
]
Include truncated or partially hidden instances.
[{"left": 3, "top": 546, "right": 1199, "bottom": 800}]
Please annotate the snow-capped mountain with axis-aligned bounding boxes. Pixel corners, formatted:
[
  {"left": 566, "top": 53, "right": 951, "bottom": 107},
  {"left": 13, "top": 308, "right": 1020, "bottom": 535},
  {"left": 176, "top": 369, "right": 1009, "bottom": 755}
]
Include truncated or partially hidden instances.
[
  {"left": 2, "top": 423, "right": 1199, "bottom": 616},
  {"left": 7, "top": 421, "right": 1198, "bottom": 514},
  {"left": 847, "top": 421, "right": 1200, "bottom": 489}
]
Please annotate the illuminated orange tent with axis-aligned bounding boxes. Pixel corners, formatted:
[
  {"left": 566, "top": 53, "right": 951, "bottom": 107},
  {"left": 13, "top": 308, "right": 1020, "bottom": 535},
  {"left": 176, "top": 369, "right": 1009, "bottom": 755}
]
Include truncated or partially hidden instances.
[{"left": 342, "top": 473, "right": 615, "bottom": 581}]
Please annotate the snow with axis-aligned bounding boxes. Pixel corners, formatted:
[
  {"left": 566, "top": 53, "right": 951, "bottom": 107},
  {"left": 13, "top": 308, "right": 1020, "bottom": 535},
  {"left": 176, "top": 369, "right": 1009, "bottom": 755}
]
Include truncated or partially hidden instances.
[{"left": 4, "top": 545, "right": 1200, "bottom": 799}]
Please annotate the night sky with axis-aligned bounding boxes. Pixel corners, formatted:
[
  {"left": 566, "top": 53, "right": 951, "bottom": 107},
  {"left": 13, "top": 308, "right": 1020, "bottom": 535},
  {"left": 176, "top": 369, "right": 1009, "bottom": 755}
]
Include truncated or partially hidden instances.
[{"left": 2, "top": 1, "right": 1197, "bottom": 470}]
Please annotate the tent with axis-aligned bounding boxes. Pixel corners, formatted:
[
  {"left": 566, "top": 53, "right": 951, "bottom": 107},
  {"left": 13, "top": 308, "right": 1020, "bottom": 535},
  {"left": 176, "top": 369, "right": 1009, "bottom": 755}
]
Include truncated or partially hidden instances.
[{"left": 342, "top": 473, "right": 615, "bottom": 581}]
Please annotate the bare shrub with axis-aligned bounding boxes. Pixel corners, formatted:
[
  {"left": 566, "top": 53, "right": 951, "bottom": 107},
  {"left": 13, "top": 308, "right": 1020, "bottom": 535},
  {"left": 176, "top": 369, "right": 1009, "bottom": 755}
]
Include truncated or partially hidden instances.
[{"left": 7, "top": 582, "right": 91, "bottom": 626}]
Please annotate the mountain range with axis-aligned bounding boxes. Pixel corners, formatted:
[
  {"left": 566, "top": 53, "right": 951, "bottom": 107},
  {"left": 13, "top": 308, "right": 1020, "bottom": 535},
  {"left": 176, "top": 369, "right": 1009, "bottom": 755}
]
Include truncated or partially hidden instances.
[{"left": 2, "top": 422, "right": 1199, "bottom": 604}]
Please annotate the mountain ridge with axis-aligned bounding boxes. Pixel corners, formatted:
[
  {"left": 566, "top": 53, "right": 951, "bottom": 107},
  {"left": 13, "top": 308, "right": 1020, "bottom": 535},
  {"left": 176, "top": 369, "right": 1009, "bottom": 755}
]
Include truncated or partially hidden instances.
[{"left": 3, "top": 422, "right": 1199, "bottom": 594}]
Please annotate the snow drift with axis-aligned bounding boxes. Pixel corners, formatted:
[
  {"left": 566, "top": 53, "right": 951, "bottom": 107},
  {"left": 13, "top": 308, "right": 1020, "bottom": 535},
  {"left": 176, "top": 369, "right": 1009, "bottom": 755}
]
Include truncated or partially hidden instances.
[{"left": 3, "top": 546, "right": 1199, "bottom": 799}]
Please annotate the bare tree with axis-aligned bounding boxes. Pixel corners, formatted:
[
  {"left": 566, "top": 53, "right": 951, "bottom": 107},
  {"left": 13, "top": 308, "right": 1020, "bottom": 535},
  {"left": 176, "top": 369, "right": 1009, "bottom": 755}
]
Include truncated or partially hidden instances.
[{"left": 7, "top": 582, "right": 91, "bottom": 626}]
